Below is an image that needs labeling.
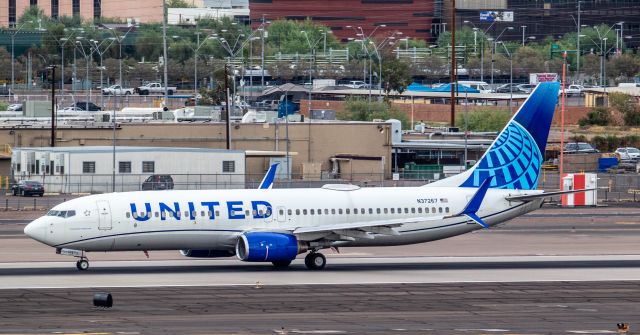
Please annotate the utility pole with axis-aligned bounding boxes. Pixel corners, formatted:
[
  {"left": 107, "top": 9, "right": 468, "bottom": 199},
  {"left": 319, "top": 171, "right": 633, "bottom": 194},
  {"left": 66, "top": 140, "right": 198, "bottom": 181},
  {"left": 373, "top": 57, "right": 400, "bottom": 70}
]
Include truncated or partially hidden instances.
[
  {"left": 50, "top": 65, "right": 56, "bottom": 147},
  {"left": 224, "top": 64, "right": 231, "bottom": 150},
  {"left": 261, "top": 14, "right": 266, "bottom": 88},
  {"left": 162, "top": 0, "right": 169, "bottom": 104},
  {"left": 576, "top": 0, "right": 581, "bottom": 81},
  {"left": 450, "top": 0, "right": 456, "bottom": 127}
]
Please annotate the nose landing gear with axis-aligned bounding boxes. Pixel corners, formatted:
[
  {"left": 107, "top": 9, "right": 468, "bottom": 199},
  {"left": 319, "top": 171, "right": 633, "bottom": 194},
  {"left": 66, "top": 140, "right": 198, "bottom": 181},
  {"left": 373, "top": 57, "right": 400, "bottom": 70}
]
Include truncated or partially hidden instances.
[{"left": 57, "top": 248, "right": 90, "bottom": 271}]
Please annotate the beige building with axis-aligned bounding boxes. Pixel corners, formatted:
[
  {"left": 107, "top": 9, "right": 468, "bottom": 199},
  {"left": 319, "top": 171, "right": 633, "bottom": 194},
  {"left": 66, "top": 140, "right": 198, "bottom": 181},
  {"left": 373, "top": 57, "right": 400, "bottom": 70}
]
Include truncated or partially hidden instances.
[
  {"left": 0, "top": 122, "right": 393, "bottom": 183},
  {"left": 1, "top": 0, "right": 164, "bottom": 27}
]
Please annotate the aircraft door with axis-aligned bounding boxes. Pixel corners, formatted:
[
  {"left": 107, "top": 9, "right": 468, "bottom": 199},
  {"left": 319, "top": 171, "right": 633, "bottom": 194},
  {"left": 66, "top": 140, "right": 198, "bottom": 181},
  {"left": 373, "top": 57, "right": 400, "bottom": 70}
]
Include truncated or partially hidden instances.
[
  {"left": 276, "top": 206, "right": 287, "bottom": 223},
  {"left": 96, "top": 200, "right": 113, "bottom": 230}
]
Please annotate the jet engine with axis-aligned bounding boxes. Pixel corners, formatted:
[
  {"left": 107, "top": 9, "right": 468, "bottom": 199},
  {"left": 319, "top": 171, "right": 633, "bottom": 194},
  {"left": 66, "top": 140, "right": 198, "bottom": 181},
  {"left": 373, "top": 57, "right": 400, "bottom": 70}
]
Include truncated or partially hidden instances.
[
  {"left": 235, "top": 232, "right": 308, "bottom": 262},
  {"left": 179, "top": 249, "right": 235, "bottom": 258}
]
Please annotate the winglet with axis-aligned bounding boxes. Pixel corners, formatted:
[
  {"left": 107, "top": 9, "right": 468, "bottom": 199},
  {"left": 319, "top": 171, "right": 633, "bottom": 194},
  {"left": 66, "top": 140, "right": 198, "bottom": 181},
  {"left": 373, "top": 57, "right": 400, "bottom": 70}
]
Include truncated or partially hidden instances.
[
  {"left": 258, "top": 163, "right": 279, "bottom": 189},
  {"left": 461, "top": 176, "right": 493, "bottom": 229}
]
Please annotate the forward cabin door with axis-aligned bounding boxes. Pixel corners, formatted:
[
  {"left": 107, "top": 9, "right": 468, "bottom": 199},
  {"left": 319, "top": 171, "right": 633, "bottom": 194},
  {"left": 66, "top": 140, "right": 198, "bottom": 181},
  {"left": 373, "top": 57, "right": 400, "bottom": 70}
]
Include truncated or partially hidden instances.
[{"left": 96, "top": 200, "right": 113, "bottom": 230}]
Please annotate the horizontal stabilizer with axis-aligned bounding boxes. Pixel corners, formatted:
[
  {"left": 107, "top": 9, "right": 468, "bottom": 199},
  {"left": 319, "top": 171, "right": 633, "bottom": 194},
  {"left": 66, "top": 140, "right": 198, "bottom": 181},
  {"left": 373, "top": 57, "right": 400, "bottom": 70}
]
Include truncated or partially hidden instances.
[{"left": 505, "top": 188, "right": 597, "bottom": 202}]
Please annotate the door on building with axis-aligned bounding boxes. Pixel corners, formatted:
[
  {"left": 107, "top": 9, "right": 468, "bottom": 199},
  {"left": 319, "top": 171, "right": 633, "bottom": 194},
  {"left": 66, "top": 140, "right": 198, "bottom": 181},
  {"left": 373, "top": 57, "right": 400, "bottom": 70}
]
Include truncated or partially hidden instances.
[{"left": 96, "top": 200, "right": 112, "bottom": 230}]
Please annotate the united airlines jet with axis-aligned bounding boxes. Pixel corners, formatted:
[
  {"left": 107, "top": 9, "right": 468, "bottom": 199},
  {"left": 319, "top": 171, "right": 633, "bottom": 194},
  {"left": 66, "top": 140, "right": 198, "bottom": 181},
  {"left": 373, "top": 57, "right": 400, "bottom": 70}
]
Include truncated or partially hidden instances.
[{"left": 25, "top": 82, "right": 578, "bottom": 271}]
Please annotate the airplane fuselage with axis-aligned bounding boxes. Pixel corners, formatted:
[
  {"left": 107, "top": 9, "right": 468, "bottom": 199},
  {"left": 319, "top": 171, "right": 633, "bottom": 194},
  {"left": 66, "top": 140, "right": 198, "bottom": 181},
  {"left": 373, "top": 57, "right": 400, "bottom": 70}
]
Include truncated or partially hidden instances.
[{"left": 27, "top": 185, "right": 542, "bottom": 253}]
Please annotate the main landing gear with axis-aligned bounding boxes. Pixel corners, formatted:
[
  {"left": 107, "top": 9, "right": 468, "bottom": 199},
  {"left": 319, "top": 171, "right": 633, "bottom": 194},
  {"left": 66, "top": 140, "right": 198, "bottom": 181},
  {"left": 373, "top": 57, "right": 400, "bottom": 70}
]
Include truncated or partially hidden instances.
[
  {"left": 76, "top": 258, "right": 90, "bottom": 271},
  {"left": 304, "top": 252, "right": 326, "bottom": 270}
]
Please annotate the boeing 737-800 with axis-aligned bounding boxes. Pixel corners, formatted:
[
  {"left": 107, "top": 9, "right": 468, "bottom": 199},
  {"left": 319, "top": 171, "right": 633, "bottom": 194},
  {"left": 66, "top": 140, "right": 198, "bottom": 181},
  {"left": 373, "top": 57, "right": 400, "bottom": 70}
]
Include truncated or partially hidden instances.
[{"left": 25, "top": 82, "right": 579, "bottom": 271}]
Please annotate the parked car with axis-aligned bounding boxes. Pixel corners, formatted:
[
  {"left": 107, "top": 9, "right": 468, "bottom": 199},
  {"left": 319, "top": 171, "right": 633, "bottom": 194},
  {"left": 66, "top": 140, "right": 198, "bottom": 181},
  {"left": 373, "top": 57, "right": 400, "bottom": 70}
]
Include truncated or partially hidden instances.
[
  {"left": 615, "top": 147, "right": 640, "bottom": 160},
  {"left": 516, "top": 84, "right": 536, "bottom": 94},
  {"left": 59, "top": 106, "right": 85, "bottom": 112},
  {"left": 495, "top": 83, "right": 521, "bottom": 93},
  {"left": 136, "top": 82, "right": 177, "bottom": 95},
  {"left": 344, "top": 80, "right": 368, "bottom": 89},
  {"left": 564, "top": 142, "right": 599, "bottom": 154},
  {"left": 71, "top": 101, "right": 102, "bottom": 111},
  {"left": 559, "top": 84, "right": 584, "bottom": 96},
  {"left": 142, "top": 175, "right": 174, "bottom": 190},
  {"left": 7, "top": 103, "right": 22, "bottom": 111},
  {"left": 102, "top": 84, "right": 134, "bottom": 95},
  {"left": 12, "top": 180, "right": 44, "bottom": 197}
]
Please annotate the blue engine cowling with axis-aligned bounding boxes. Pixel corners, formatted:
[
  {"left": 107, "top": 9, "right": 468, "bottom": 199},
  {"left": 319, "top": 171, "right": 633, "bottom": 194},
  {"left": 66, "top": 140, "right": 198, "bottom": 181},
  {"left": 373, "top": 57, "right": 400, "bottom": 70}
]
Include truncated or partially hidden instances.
[
  {"left": 235, "top": 232, "right": 307, "bottom": 262},
  {"left": 180, "top": 249, "right": 235, "bottom": 258}
]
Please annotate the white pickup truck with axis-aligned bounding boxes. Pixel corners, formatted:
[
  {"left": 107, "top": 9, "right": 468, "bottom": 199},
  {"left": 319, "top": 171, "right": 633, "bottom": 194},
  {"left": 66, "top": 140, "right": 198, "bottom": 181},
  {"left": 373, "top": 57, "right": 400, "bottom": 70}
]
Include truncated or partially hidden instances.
[
  {"left": 102, "top": 85, "right": 134, "bottom": 95},
  {"left": 135, "top": 82, "right": 177, "bottom": 95}
]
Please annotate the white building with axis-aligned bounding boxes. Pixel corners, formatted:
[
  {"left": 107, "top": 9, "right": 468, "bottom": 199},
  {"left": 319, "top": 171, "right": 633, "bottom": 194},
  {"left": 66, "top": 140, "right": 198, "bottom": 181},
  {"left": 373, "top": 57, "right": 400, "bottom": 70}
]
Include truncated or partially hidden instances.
[
  {"left": 168, "top": 0, "right": 249, "bottom": 25},
  {"left": 11, "top": 147, "right": 245, "bottom": 194}
]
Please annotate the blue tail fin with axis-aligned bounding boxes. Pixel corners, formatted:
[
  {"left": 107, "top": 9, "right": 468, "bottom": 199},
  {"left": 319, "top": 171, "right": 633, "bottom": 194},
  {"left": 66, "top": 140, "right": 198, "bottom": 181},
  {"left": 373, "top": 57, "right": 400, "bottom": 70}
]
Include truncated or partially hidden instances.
[
  {"left": 428, "top": 82, "right": 560, "bottom": 190},
  {"left": 258, "top": 163, "right": 279, "bottom": 189},
  {"left": 461, "top": 82, "right": 560, "bottom": 189},
  {"left": 460, "top": 176, "right": 493, "bottom": 228}
]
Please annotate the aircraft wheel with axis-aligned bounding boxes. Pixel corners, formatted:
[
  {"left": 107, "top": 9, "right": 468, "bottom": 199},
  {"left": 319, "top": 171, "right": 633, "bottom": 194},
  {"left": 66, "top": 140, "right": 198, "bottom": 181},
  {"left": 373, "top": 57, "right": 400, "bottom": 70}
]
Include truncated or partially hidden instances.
[
  {"left": 76, "top": 259, "right": 89, "bottom": 271},
  {"left": 304, "top": 252, "right": 326, "bottom": 270},
  {"left": 271, "top": 260, "right": 292, "bottom": 268}
]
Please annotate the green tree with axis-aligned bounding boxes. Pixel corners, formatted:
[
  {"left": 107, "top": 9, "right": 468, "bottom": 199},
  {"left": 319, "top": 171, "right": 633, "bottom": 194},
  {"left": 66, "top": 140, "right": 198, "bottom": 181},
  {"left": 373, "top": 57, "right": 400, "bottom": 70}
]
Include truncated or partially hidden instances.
[
  {"left": 578, "top": 107, "right": 610, "bottom": 127},
  {"left": 136, "top": 30, "right": 163, "bottom": 61},
  {"left": 513, "top": 46, "right": 545, "bottom": 77},
  {"left": 456, "top": 109, "right": 511, "bottom": 132},
  {"left": 166, "top": 0, "right": 195, "bottom": 8},
  {"left": 381, "top": 58, "right": 411, "bottom": 95},
  {"left": 607, "top": 54, "right": 640, "bottom": 82},
  {"left": 266, "top": 20, "right": 339, "bottom": 55},
  {"left": 339, "top": 97, "right": 409, "bottom": 128},
  {"left": 610, "top": 92, "right": 640, "bottom": 126}
]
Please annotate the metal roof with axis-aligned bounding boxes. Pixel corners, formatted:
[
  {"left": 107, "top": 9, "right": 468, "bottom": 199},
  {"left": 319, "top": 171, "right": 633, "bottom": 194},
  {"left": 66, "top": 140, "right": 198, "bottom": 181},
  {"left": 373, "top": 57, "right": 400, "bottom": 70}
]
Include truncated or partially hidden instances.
[
  {"left": 13, "top": 146, "right": 244, "bottom": 154},
  {"left": 311, "top": 88, "right": 529, "bottom": 100}
]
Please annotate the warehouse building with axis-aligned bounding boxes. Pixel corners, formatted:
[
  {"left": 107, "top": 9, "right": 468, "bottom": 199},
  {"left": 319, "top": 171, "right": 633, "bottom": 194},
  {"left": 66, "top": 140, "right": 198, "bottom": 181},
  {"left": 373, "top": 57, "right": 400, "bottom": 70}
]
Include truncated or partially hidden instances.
[{"left": 10, "top": 146, "right": 246, "bottom": 193}]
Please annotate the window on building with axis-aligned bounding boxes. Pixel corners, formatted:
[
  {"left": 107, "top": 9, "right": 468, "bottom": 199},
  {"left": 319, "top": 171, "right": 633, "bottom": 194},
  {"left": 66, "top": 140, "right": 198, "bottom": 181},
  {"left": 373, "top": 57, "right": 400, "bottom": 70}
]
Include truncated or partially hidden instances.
[
  {"left": 222, "top": 160, "right": 235, "bottom": 173},
  {"left": 119, "top": 161, "right": 132, "bottom": 173},
  {"left": 51, "top": 0, "right": 59, "bottom": 18},
  {"left": 142, "top": 161, "right": 155, "bottom": 173},
  {"left": 9, "top": 0, "right": 16, "bottom": 26},
  {"left": 82, "top": 161, "right": 96, "bottom": 173},
  {"left": 93, "top": 0, "right": 101, "bottom": 19},
  {"left": 30, "top": 0, "right": 37, "bottom": 6},
  {"left": 72, "top": 0, "right": 80, "bottom": 16}
]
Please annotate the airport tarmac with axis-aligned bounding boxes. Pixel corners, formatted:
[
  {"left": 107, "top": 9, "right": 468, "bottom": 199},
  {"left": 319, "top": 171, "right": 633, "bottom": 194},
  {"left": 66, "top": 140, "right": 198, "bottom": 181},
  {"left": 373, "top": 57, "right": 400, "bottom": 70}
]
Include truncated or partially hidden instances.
[{"left": 1, "top": 205, "right": 639, "bottom": 334}]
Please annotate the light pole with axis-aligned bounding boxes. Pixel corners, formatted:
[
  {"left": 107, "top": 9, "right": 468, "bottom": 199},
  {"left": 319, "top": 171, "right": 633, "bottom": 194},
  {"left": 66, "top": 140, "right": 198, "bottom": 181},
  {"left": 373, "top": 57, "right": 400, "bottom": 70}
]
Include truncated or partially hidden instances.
[
  {"left": 301, "top": 30, "right": 324, "bottom": 113},
  {"left": 369, "top": 31, "right": 402, "bottom": 98},
  {"left": 521, "top": 25, "right": 527, "bottom": 46},
  {"left": 91, "top": 38, "right": 117, "bottom": 109},
  {"left": 9, "top": 21, "right": 30, "bottom": 92},
  {"left": 499, "top": 41, "right": 513, "bottom": 112},
  {"left": 593, "top": 22, "right": 624, "bottom": 86},
  {"left": 179, "top": 31, "right": 216, "bottom": 105},
  {"left": 75, "top": 38, "right": 93, "bottom": 109},
  {"left": 491, "top": 26, "right": 514, "bottom": 87},
  {"left": 463, "top": 20, "right": 497, "bottom": 82}
]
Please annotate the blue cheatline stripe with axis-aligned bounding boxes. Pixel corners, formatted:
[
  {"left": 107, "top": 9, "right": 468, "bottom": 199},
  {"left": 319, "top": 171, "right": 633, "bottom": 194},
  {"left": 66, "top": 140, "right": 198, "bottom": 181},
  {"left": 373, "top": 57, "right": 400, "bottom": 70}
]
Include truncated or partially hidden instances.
[
  {"left": 53, "top": 229, "right": 243, "bottom": 248},
  {"left": 258, "top": 163, "right": 279, "bottom": 189}
]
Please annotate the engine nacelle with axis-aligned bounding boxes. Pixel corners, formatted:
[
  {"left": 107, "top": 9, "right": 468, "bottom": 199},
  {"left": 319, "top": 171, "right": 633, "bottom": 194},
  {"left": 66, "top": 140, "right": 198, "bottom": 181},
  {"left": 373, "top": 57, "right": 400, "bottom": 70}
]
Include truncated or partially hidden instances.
[
  {"left": 180, "top": 249, "right": 235, "bottom": 258},
  {"left": 235, "top": 232, "right": 307, "bottom": 262}
]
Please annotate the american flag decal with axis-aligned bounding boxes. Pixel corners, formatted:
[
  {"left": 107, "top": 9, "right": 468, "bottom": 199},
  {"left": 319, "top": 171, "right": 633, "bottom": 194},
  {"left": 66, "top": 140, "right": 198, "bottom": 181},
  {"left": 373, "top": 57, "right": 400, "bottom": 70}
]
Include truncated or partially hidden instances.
[{"left": 440, "top": 198, "right": 448, "bottom": 203}]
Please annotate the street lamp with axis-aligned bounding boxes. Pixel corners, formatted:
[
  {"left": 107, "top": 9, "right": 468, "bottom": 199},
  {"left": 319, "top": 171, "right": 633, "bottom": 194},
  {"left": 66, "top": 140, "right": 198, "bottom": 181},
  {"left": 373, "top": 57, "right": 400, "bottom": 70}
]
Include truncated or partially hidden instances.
[
  {"left": 301, "top": 30, "right": 324, "bottom": 114},
  {"left": 498, "top": 41, "right": 513, "bottom": 112},
  {"left": 91, "top": 38, "right": 117, "bottom": 109},
  {"left": 9, "top": 21, "right": 31, "bottom": 92},
  {"left": 491, "top": 26, "right": 514, "bottom": 87},
  {"left": 75, "top": 38, "right": 93, "bottom": 109}
]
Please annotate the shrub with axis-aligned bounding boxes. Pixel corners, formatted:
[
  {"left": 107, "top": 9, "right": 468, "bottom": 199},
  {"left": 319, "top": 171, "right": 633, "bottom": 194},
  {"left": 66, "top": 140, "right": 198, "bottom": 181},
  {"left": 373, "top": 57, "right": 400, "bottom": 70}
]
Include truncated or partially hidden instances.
[
  {"left": 339, "top": 97, "right": 409, "bottom": 129},
  {"left": 578, "top": 107, "right": 610, "bottom": 126},
  {"left": 456, "top": 109, "right": 511, "bottom": 132}
]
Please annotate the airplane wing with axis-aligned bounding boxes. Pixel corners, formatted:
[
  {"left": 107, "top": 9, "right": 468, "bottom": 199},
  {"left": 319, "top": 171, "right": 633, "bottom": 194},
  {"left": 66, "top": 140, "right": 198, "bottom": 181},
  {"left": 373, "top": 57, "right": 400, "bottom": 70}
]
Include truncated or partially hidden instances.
[
  {"left": 288, "top": 176, "right": 495, "bottom": 242},
  {"left": 258, "top": 163, "right": 279, "bottom": 189},
  {"left": 506, "top": 188, "right": 597, "bottom": 202}
]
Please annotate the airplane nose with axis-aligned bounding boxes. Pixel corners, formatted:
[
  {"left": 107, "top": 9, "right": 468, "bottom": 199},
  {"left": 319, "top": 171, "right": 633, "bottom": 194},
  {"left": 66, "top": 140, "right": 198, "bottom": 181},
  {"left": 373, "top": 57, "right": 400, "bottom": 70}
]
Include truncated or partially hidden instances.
[{"left": 24, "top": 219, "right": 48, "bottom": 244}]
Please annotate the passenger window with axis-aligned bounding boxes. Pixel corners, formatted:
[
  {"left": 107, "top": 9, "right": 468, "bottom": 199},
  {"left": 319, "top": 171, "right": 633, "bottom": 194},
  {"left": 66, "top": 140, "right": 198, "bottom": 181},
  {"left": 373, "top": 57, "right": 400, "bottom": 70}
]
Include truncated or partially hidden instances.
[
  {"left": 404, "top": 208, "right": 409, "bottom": 214},
  {"left": 133, "top": 213, "right": 138, "bottom": 218},
  {"left": 346, "top": 209, "right": 350, "bottom": 214},
  {"left": 176, "top": 212, "right": 181, "bottom": 218},
  {"left": 445, "top": 207, "right": 450, "bottom": 213},
  {"left": 265, "top": 209, "right": 271, "bottom": 216},
  {"left": 140, "top": 212, "right": 145, "bottom": 218},
  {"left": 252, "top": 210, "right": 257, "bottom": 216},
  {"left": 425, "top": 207, "right": 430, "bottom": 213},
  {"left": 161, "top": 212, "right": 167, "bottom": 219},
  {"left": 353, "top": 209, "right": 358, "bottom": 215},
  {"left": 369, "top": 208, "right": 373, "bottom": 214},
  {"left": 361, "top": 208, "right": 365, "bottom": 214},
  {"left": 126, "top": 212, "right": 131, "bottom": 218},
  {"left": 331, "top": 209, "right": 336, "bottom": 215},
  {"left": 432, "top": 207, "right": 436, "bottom": 213},
  {"left": 418, "top": 208, "right": 422, "bottom": 214},
  {"left": 216, "top": 211, "right": 220, "bottom": 217},
  {"left": 154, "top": 212, "right": 159, "bottom": 218},
  {"left": 411, "top": 208, "right": 415, "bottom": 214},
  {"left": 303, "top": 209, "right": 308, "bottom": 215},
  {"left": 397, "top": 208, "right": 402, "bottom": 214},
  {"left": 296, "top": 209, "right": 301, "bottom": 215},
  {"left": 192, "top": 211, "right": 197, "bottom": 218},
  {"left": 208, "top": 211, "right": 212, "bottom": 217},
  {"left": 200, "top": 211, "right": 205, "bottom": 217},
  {"left": 376, "top": 208, "right": 381, "bottom": 214},
  {"left": 288, "top": 209, "right": 292, "bottom": 216},
  {"left": 246, "top": 210, "right": 251, "bottom": 217},
  {"left": 390, "top": 208, "right": 395, "bottom": 214},
  {"left": 310, "top": 209, "right": 315, "bottom": 215},
  {"left": 384, "top": 208, "right": 388, "bottom": 214},
  {"left": 438, "top": 207, "right": 443, "bottom": 213},
  {"left": 324, "top": 209, "right": 328, "bottom": 215},
  {"left": 259, "top": 209, "right": 264, "bottom": 215},
  {"left": 317, "top": 209, "right": 322, "bottom": 215},
  {"left": 338, "top": 209, "right": 343, "bottom": 215},
  {"left": 279, "top": 209, "right": 284, "bottom": 215}
]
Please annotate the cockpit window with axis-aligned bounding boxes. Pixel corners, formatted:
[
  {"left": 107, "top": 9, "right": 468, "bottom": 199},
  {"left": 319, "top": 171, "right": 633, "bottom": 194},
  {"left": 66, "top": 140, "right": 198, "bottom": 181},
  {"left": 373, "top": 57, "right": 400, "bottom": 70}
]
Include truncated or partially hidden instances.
[{"left": 47, "top": 210, "right": 76, "bottom": 218}]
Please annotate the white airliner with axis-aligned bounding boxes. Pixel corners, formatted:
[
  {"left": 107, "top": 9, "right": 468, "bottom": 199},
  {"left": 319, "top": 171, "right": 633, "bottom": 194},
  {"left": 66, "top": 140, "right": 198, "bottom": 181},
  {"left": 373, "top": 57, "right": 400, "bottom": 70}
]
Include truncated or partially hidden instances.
[{"left": 25, "top": 82, "right": 581, "bottom": 271}]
